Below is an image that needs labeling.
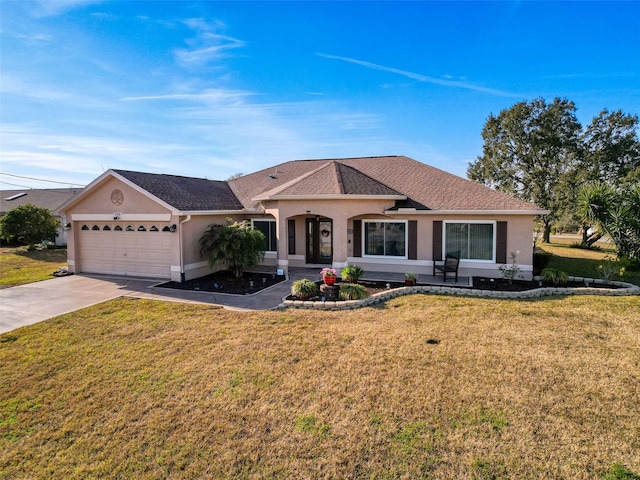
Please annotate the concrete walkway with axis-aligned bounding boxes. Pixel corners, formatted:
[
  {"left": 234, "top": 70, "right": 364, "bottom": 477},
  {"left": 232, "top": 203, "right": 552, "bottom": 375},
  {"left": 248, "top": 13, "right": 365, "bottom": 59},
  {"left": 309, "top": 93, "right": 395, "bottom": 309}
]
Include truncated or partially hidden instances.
[{"left": 0, "top": 270, "right": 470, "bottom": 334}]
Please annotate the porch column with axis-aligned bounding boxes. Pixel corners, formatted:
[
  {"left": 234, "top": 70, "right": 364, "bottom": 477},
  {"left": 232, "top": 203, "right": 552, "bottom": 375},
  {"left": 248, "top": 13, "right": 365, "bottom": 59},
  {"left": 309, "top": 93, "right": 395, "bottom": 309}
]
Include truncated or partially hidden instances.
[
  {"left": 276, "top": 214, "right": 289, "bottom": 275},
  {"left": 331, "top": 214, "right": 349, "bottom": 270}
]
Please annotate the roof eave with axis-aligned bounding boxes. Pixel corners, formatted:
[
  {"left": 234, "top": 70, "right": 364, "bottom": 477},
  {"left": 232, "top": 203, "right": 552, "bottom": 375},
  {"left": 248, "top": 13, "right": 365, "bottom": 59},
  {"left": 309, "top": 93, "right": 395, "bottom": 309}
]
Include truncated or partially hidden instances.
[
  {"left": 55, "top": 170, "right": 181, "bottom": 216},
  {"left": 177, "top": 209, "right": 255, "bottom": 216},
  {"left": 384, "top": 209, "right": 550, "bottom": 216},
  {"left": 252, "top": 194, "right": 407, "bottom": 202}
]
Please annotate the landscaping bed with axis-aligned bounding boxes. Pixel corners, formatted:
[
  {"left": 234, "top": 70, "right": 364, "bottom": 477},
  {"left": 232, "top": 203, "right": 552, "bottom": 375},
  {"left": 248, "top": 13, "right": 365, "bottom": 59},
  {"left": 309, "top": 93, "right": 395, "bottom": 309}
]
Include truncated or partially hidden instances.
[
  {"left": 472, "top": 277, "right": 622, "bottom": 292},
  {"left": 286, "top": 279, "right": 405, "bottom": 301},
  {"left": 156, "top": 270, "right": 285, "bottom": 295}
]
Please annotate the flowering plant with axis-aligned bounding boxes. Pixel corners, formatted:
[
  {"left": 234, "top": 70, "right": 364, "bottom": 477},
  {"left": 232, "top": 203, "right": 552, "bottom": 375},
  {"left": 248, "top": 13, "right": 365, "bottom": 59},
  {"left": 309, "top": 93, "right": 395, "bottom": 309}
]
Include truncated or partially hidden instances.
[{"left": 320, "top": 267, "right": 337, "bottom": 277}]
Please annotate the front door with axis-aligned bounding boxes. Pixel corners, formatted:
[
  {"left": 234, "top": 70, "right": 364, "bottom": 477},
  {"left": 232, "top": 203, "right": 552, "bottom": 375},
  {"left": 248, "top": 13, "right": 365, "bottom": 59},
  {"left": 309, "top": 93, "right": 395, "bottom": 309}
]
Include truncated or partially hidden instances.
[{"left": 306, "top": 218, "right": 333, "bottom": 264}]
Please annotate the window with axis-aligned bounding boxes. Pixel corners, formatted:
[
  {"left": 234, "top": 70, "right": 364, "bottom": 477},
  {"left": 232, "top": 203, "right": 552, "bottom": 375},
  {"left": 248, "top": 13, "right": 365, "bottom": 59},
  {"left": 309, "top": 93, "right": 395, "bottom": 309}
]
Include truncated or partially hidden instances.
[
  {"left": 363, "top": 221, "right": 406, "bottom": 257},
  {"left": 81, "top": 225, "right": 89, "bottom": 231},
  {"left": 444, "top": 222, "right": 495, "bottom": 261},
  {"left": 162, "top": 226, "right": 171, "bottom": 232},
  {"left": 252, "top": 220, "right": 277, "bottom": 251},
  {"left": 137, "top": 226, "right": 146, "bottom": 231},
  {"left": 92, "top": 225, "right": 100, "bottom": 231},
  {"left": 103, "top": 225, "right": 111, "bottom": 231},
  {"left": 114, "top": 225, "right": 123, "bottom": 231},
  {"left": 150, "top": 226, "right": 159, "bottom": 232},
  {"left": 126, "top": 225, "right": 134, "bottom": 232}
]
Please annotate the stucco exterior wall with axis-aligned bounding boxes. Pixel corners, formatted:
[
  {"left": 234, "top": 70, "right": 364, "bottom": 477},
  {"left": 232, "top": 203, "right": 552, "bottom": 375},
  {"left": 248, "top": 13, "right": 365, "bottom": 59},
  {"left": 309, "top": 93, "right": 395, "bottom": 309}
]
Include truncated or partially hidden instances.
[
  {"left": 62, "top": 177, "right": 180, "bottom": 278},
  {"left": 62, "top": 174, "right": 538, "bottom": 283}
]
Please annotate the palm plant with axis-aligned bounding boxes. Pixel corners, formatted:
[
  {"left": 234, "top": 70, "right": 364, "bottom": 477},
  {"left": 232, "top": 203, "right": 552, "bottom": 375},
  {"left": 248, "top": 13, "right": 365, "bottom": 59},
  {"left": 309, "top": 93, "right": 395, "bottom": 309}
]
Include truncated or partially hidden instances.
[
  {"left": 199, "top": 219, "right": 266, "bottom": 278},
  {"left": 577, "top": 183, "right": 640, "bottom": 266},
  {"left": 341, "top": 264, "right": 364, "bottom": 283}
]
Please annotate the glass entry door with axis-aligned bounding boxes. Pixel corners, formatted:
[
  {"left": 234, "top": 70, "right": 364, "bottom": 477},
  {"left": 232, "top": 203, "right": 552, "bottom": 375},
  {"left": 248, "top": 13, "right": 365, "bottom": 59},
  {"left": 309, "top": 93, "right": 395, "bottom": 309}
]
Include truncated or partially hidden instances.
[{"left": 306, "top": 218, "right": 333, "bottom": 264}]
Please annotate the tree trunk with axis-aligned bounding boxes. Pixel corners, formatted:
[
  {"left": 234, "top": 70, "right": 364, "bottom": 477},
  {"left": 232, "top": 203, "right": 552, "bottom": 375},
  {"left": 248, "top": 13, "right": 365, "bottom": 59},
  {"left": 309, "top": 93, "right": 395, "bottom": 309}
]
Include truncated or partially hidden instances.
[{"left": 543, "top": 221, "right": 552, "bottom": 243}]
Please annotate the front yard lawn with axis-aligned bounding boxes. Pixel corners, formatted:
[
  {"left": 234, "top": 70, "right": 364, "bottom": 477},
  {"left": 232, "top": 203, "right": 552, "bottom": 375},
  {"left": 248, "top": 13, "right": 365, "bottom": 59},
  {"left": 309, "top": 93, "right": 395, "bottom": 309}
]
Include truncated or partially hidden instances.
[
  {"left": 540, "top": 241, "right": 640, "bottom": 286},
  {"left": 0, "top": 247, "right": 67, "bottom": 289},
  {"left": 1, "top": 295, "right": 639, "bottom": 479}
]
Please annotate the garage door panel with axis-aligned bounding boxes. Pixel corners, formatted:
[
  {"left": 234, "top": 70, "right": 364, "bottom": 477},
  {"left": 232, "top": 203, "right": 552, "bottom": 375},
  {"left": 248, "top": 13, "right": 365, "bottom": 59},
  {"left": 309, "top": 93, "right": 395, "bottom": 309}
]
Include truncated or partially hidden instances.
[{"left": 79, "top": 223, "right": 173, "bottom": 279}]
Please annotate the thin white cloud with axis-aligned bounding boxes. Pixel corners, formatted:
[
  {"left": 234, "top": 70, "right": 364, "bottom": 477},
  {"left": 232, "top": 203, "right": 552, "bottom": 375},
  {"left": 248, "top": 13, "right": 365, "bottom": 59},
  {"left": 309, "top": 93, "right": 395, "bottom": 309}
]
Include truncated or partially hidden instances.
[
  {"left": 32, "top": 0, "right": 104, "bottom": 17},
  {"left": 317, "top": 53, "right": 519, "bottom": 97},
  {"left": 120, "top": 89, "right": 257, "bottom": 103},
  {"left": 174, "top": 18, "right": 245, "bottom": 67}
]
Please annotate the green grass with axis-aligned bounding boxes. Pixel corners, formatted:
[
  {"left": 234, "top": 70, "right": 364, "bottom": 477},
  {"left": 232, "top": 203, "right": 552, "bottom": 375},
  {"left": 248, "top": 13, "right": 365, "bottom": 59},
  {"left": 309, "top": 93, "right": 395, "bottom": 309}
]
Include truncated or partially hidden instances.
[
  {"left": 539, "top": 241, "right": 640, "bottom": 286},
  {"left": 1, "top": 295, "right": 639, "bottom": 479},
  {"left": 0, "top": 247, "right": 68, "bottom": 288}
]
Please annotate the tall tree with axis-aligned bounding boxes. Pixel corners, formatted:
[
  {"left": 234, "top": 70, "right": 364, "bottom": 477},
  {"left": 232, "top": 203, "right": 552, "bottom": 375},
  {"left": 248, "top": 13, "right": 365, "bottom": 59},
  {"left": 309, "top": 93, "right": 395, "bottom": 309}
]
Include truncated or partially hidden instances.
[
  {"left": 580, "top": 109, "right": 640, "bottom": 186},
  {"left": 468, "top": 97, "right": 582, "bottom": 243},
  {"left": 573, "top": 109, "right": 640, "bottom": 244},
  {"left": 0, "top": 204, "right": 60, "bottom": 246}
]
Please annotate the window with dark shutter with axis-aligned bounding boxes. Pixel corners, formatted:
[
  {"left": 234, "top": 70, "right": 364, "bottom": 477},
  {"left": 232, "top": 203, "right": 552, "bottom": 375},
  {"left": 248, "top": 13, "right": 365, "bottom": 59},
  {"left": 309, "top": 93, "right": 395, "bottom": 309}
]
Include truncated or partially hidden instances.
[
  {"left": 353, "top": 220, "right": 362, "bottom": 257},
  {"left": 288, "top": 219, "right": 296, "bottom": 254},
  {"left": 496, "top": 221, "right": 508, "bottom": 264},
  {"left": 408, "top": 220, "right": 417, "bottom": 260},
  {"left": 433, "top": 221, "right": 443, "bottom": 261}
]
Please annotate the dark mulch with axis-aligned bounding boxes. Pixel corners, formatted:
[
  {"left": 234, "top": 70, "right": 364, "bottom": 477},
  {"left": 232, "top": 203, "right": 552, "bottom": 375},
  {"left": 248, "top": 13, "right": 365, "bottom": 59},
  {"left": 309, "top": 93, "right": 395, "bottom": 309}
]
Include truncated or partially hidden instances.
[
  {"left": 157, "top": 273, "right": 622, "bottom": 297},
  {"left": 156, "top": 271, "right": 285, "bottom": 295},
  {"left": 472, "top": 277, "right": 620, "bottom": 292}
]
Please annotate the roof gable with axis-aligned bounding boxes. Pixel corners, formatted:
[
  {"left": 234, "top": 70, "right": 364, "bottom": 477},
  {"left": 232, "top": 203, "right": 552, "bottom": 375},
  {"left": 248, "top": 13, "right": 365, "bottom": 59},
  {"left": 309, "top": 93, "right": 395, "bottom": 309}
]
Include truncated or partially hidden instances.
[
  {"left": 252, "top": 161, "right": 404, "bottom": 200},
  {"left": 112, "top": 170, "right": 243, "bottom": 211},
  {"left": 230, "top": 156, "right": 541, "bottom": 211}
]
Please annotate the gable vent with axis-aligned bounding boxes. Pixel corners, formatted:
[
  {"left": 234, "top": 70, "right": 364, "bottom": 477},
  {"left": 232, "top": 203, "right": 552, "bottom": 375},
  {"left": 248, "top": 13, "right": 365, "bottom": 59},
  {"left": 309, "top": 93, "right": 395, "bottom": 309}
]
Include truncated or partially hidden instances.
[{"left": 5, "top": 193, "right": 27, "bottom": 201}]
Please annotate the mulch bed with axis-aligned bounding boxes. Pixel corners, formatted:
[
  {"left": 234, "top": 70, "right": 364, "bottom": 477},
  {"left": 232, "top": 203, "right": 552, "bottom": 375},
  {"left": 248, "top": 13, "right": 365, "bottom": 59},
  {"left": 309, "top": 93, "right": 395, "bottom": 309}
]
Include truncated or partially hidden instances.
[
  {"left": 157, "top": 272, "right": 623, "bottom": 297},
  {"left": 156, "top": 271, "right": 285, "bottom": 295},
  {"left": 472, "top": 277, "right": 620, "bottom": 292}
]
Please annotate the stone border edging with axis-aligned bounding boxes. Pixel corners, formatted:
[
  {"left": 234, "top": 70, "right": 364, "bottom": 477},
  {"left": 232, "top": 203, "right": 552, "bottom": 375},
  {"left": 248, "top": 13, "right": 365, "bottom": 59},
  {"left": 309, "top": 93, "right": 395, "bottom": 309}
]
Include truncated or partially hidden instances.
[{"left": 278, "top": 276, "right": 640, "bottom": 310}]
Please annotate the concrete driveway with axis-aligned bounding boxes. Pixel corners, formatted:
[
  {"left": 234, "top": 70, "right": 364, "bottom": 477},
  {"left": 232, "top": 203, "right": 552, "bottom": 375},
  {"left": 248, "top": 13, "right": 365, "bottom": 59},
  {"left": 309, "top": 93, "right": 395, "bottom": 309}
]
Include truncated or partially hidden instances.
[
  {"left": 0, "top": 271, "right": 303, "bottom": 335},
  {"left": 0, "top": 275, "right": 158, "bottom": 334}
]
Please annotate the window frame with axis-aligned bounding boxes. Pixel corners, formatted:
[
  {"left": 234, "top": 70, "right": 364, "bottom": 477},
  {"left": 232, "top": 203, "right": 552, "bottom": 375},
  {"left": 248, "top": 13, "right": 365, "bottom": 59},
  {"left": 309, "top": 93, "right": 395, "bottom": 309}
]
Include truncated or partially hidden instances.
[
  {"left": 443, "top": 220, "right": 496, "bottom": 262},
  {"left": 362, "top": 219, "right": 408, "bottom": 259},
  {"left": 251, "top": 219, "right": 277, "bottom": 252}
]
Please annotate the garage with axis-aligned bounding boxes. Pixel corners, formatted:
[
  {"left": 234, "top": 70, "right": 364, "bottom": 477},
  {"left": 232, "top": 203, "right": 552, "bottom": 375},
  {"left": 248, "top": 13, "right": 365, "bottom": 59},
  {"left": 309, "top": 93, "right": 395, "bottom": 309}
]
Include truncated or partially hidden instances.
[{"left": 78, "top": 222, "right": 173, "bottom": 278}]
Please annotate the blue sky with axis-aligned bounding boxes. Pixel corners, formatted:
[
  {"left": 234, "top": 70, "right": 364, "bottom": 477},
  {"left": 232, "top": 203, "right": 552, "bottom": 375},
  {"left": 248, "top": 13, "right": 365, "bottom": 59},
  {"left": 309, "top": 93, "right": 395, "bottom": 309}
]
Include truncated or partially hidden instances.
[{"left": 1, "top": 1, "right": 639, "bottom": 189}]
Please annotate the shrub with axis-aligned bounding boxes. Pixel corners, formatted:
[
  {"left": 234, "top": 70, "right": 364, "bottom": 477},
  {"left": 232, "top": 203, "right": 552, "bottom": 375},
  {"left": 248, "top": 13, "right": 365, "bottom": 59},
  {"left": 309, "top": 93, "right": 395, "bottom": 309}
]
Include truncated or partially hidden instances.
[
  {"left": 498, "top": 250, "right": 521, "bottom": 284},
  {"left": 597, "top": 256, "right": 623, "bottom": 283},
  {"left": 291, "top": 279, "right": 319, "bottom": 299},
  {"left": 533, "top": 249, "right": 552, "bottom": 275},
  {"left": 0, "top": 204, "right": 59, "bottom": 247},
  {"left": 541, "top": 268, "right": 568, "bottom": 285},
  {"left": 341, "top": 264, "right": 364, "bottom": 283},
  {"left": 339, "top": 283, "right": 369, "bottom": 301}
]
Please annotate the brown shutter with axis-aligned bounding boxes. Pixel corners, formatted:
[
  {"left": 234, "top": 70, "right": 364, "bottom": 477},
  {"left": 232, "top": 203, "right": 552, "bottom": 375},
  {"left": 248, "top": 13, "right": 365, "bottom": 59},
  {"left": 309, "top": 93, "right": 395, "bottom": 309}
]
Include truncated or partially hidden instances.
[
  {"left": 496, "top": 221, "right": 507, "bottom": 264},
  {"left": 408, "top": 220, "right": 417, "bottom": 260},
  {"left": 288, "top": 219, "right": 296, "bottom": 255},
  {"left": 432, "top": 221, "right": 443, "bottom": 261},
  {"left": 353, "top": 220, "right": 362, "bottom": 257}
]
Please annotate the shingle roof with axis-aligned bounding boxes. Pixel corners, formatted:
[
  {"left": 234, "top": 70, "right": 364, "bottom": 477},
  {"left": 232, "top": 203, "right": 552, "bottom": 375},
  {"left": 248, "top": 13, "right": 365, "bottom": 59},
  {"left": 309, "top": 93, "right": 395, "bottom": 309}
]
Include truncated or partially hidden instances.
[
  {"left": 229, "top": 156, "right": 541, "bottom": 211},
  {"left": 1, "top": 188, "right": 83, "bottom": 215},
  {"left": 253, "top": 161, "right": 403, "bottom": 199},
  {"left": 113, "top": 170, "right": 243, "bottom": 211}
]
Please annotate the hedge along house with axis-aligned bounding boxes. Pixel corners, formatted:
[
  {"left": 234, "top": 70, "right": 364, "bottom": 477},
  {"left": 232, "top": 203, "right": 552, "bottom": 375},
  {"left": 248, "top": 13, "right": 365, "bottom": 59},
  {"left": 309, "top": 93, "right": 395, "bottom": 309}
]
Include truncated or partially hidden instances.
[{"left": 57, "top": 156, "right": 548, "bottom": 282}]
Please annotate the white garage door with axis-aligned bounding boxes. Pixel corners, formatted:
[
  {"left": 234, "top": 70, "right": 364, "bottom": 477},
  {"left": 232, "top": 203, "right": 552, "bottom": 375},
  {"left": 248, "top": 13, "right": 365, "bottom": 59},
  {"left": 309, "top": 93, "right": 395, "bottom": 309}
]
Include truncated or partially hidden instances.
[{"left": 79, "top": 222, "right": 173, "bottom": 279}]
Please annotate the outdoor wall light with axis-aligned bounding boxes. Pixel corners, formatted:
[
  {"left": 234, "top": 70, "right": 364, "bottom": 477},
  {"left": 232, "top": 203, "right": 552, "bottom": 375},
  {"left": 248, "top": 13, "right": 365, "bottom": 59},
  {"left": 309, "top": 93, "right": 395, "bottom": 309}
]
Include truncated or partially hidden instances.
[
  {"left": 169, "top": 224, "right": 177, "bottom": 233},
  {"left": 63, "top": 223, "right": 71, "bottom": 231}
]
